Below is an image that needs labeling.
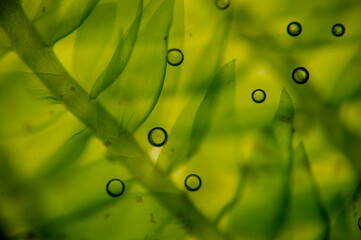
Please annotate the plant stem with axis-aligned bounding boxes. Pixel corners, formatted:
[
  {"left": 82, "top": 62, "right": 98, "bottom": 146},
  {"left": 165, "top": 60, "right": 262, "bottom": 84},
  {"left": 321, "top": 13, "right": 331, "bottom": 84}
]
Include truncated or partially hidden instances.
[{"left": 0, "top": 1, "right": 229, "bottom": 239}]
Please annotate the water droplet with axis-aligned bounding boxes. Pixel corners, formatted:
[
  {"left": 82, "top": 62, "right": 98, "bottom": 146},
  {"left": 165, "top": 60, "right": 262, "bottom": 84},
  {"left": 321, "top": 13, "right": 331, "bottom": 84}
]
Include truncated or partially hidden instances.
[
  {"left": 167, "top": 49, "right": 184, "bottom": 66},
  {"left": 292, "top": 67, "right": 309, "bottom": 84},
  {"left": 106, "top": 179, "right": 125, "bottom": 197},
  {"left": 287, "top": 22, "right": 302, "bottom": 37},
  {"left": 358, "top": 217, "right": 361, "bottom": 230},
  {"left": 184, "top": 174, "right": 202, "bottom": 191},
  {"left": 215, "top": 0, "right": 230, "bottom": 9},
  {"left": 332, "top": 23, "right": 345, "bottom": 37},
  {"left": 252, "top": 89, "right": 266, "bottom": 103},
  {"left": 148, "top": 127, "right": 168, "bottom": 147}
]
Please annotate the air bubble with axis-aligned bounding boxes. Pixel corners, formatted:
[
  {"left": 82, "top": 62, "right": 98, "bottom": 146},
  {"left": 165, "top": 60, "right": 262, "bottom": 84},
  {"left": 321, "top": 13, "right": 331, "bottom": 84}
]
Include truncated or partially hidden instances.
[
  {"left": 292, "top": 67, "right": 309, "bottom": 84},
  {"left": 148, "top": 127, "right": 168, "bottom": 147},
  {"left": 215, "top": 0, "right": 230, "bottom": 9},
  {"left": 332, "top": 24, "right": 345, "bottom": 37},
  {"left": 358, "top": 217, "right": 361, "bottom": 230},
  {"left": 252, "top": 89, "right": 266, "bottom": 103},
  {"left": 167, "top": 49, "right": 184, "bottom": 66},
  {"left": 184, "top": 174, "right": 202, "bottom": 191},
  {"left": 106, "top": 179, "right": 125, "bottom": 197},
  {"left": 287, "top": 22, "right": 302, "bottom": 37}
]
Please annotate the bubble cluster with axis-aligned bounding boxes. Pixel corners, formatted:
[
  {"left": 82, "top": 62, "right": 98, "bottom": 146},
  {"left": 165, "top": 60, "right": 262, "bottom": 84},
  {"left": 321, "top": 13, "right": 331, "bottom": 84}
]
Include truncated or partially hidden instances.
[
  {"left": 148, "top": 127, "right": 168, "bottom": 147},
  {"left": 167, "top": 49, "right": 184, "bottom": 66},
  {"left": 106, "top": 179, "right": 125, "bottom": 197},
  {"left": 184, "top": 174, "right": 202, "bottom": 191}
]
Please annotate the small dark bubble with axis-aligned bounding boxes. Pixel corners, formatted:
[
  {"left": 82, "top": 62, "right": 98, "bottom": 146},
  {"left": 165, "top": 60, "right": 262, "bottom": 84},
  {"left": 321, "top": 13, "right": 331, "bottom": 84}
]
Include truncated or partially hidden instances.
[
  {"left": 184, "top": 174, "right": 202, "bottom": 192},
  {"left": 292, "top": 67, "right": 309, "bottom": 84},
  {"left": 215, "top": 0, "right": 230, "bottom": 10},
  {"left": 251, "top": 89, "right": 266, "bottom": 103},
  {"left": 106, "top": 179, "right": 125, "bottom": 197},
  {"left": 332, "top": 23, "right": 345, "bottom": 37},
  {"left": 167, "top": 49, "right": 184, "bottom": 66},
  {"left": 358, "top": 217, "right": 361, "bottom": 230},
  {"left": 148, "top": 127, "right": 168, "bottom": 147},
  {"left": 287, "top": 22, "right": 302, "bottom": 37}
]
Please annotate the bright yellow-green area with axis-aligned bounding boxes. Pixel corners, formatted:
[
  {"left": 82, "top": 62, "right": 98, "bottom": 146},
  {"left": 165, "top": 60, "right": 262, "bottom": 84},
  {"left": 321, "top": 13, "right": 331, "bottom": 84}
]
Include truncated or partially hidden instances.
[{"left": 1, "top": 0, "right": 361, "bottom": 239}]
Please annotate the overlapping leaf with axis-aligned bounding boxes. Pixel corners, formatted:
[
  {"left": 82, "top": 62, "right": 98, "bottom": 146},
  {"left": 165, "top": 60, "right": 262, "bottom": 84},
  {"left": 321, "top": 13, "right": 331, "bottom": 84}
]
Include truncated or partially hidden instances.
[
  {"left": 33, "top": 0, "right": 100, "bottom": 46},
  {"left": 98, "top": 0, "right": 174, "bottom": 133},
  {"left": 90, "top": 0, "right": 143, "bottom": 100},
  {"left": 227, "top": 89, "right": 294, "bottom": 240},
  {"left": 156, "top": 60, "right": 236, "bottom": 173}
]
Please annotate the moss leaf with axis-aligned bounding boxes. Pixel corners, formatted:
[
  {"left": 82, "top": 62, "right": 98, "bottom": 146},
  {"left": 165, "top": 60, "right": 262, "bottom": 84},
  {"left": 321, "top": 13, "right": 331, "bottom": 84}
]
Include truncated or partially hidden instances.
[
  {"left": 90, "top": 0, "right": 143, "bottom": 100},
  {"left": 98, "top": 0, "right": 174, "bottom": 133}
]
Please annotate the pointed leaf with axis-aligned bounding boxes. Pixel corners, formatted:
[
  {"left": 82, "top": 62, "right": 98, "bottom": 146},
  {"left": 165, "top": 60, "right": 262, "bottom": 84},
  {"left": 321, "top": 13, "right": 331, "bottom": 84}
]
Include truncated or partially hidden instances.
[
  {"left": 157, "top": 60, "right": 236, "bottom": 173},
  {"left": 72, "top": 2, "right": 118, "bottom": 90},
  {"left": 90, "top": 0, "right": 143, "bottom": 100},
  {"left": 228, "top": 90, "right": 294, "bottom": 239},
  {"left": 280, "top": 142, "right": 330, "bottom": 240},
  {"left": 34, "top": 0, "right": 100, "bottom": 45},
  {"left": 99, "top": 0, "right": 174, "bottom": 133},
  {"left": 36, "top": 129, "right": 92, "bottom": 179}
]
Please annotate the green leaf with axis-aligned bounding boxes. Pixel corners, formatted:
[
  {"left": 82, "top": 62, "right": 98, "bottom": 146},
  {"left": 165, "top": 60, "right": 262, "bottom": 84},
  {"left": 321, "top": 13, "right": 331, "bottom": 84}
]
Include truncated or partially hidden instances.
[
  {"left": 72, "top": 2, "right": 118, "bottom": 91},
  {"left": 98, "top": 0, "right": 174, "bottom": 133},
  {"left": 35, "top": 129, "right": 92, "bottom": 179},
  {"left": 279, "top": 142, "right": 330, "bottom": 240},
  {"left": 90, "top": 0, "right": 143, "bottom": 100},
  {"left": 33, "top": 0, "right": 100, "bottom": 45},
  {"left": 227, "top": 89, "right": 294, "bottom": 239},
  {"left": 156, "top": 60, "right": 236, "bottom": 173},
  {"left": 0, "top": 72, "right": 65, "bottom": 138}
]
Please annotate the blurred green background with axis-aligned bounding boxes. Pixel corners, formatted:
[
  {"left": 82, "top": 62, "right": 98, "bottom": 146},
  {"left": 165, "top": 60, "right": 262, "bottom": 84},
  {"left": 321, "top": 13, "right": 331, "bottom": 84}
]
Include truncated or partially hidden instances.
[{"left": 1, "top": 0, "right": 361, "bottom": 239}]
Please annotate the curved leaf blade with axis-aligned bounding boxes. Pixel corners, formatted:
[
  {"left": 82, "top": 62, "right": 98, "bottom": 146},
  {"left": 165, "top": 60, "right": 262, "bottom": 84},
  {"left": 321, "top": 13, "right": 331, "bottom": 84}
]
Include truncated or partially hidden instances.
[
  {"left": 156, "top": 60, "right": 236, "bottom": 173},
  {"left": 90, "top": 0, "right": 143, "bottom": 100},
  {"left": 35, "top": 129, "right": 92, "bottom": 179},
  {"left": 34, "top": 0, "right": 100, "bottom": 45},
  {"left": 99, "top": 0, "right": 175, "bottom": 133}
]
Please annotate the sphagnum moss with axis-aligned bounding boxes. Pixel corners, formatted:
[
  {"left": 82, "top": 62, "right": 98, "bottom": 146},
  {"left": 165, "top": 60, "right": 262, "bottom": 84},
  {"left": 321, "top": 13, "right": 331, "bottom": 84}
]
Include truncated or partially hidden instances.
[
  {"left": 0, "top": 0, "right": 229, "bottom": 240},
  {"left": 1, "top": 0, "right": 361, "bottom": 239}
]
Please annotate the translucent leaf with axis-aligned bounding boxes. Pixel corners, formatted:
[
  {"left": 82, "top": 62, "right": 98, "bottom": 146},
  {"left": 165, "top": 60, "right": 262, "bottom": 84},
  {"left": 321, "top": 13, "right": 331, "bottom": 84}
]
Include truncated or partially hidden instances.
[
  {"left": 35, "top": 129, "right": 92, "bottom": 179},
  {"left": 156, "top": 60, "right": 236, "bottom": 173},
  {"left": 227, "top": 89, "right": 294, "bottom": 239},
  {"left": 278, "top": 142, "right": 330, "bottom": 240},
  {"left": 0, "top": 72, "right": 65, "bottom": 138},
  {"left": 33, "top": 0, "right": 100, "bottom": 45},
  {"left": 90, "top": 0, "right": 143, "bottom": 100},
  {"left": 72, "top": 2, "right": 118, "bottom": 91},
  {"left": 98, "top": 0, "right": 175, "bottom": 133}
]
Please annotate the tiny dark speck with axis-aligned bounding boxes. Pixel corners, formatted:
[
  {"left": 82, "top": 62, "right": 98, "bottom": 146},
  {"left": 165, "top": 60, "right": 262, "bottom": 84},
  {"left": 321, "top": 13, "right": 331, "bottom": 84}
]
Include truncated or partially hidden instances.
[
  {"left": 164, "top": 36, "right": 168, "bottom": 41},
  {"left": 280, "top": 116, "right": 291, "bottom": 123},
  {"left": 104, "top": 141, "right": 111, "bottom": 147},
  {"left": 70, "top": 86, "right": 76, "bottom": 91},
  {"left": 150, "top": 213, "right": 157, "bottom": 224},
  {"left": 136, "top": 196, "right": 143, "bottom": 203}
]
